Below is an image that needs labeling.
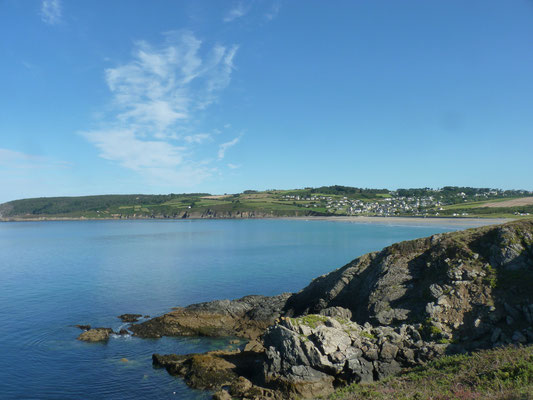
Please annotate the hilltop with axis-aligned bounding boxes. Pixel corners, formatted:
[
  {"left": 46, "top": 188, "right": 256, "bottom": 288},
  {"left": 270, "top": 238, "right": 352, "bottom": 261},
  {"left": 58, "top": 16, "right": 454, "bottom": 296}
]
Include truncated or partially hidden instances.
[
  {"left": 1, "top": 186, "right": 532, "bottom": 220},
  {"left": 77, "top": 219, "right": 533, "bottom": 399}
]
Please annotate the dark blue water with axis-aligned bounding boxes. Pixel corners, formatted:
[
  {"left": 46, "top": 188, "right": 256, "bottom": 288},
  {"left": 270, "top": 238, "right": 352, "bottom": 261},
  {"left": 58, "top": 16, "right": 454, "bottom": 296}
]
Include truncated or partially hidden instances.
[{"left": 0, "top": 219, "right": 477, "bottom": 399}]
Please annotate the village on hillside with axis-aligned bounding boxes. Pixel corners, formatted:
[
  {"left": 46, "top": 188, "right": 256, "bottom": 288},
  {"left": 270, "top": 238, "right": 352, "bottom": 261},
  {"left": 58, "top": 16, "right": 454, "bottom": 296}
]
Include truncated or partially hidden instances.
[{"left": 278, "top": 188, "right": 533, "bottom": 217}]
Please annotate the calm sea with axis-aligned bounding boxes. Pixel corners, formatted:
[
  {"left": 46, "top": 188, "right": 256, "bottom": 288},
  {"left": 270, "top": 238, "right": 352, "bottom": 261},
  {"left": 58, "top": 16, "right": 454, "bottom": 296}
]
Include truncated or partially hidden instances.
[{"left": 0, "top": 219, "right": 473, "bottom": 399}]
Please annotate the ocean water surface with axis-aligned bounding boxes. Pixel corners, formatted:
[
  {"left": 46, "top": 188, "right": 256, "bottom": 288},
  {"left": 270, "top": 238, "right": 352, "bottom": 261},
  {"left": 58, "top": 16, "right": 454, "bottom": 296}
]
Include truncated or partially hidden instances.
[{"left": 0, "top": 219, "right": 473, "bottom": 399}]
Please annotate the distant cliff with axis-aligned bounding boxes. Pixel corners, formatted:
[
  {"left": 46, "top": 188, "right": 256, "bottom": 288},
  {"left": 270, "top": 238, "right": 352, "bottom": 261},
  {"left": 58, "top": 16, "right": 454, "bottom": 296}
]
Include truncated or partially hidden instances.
[{"left": 88, "top": 220, "right": 533, "bottom": 398}]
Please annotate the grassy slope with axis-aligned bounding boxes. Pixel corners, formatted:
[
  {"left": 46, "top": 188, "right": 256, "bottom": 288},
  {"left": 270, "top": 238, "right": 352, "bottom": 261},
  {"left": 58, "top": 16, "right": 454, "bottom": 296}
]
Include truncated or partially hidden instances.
[
  {"left": 330, "top": 345, "right": 533, "bottom": 400},
  {"left": 0, "top": 190, "right": 355, "bottom": 219}
]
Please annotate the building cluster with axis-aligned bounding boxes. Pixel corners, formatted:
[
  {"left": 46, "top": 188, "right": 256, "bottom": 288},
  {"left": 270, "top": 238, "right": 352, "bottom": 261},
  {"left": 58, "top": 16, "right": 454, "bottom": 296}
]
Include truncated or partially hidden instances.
[
  {"left": 279, "top": 189, "right": 532, "bottom": 216},
  {"left": 280, "top": 194, "right": 445, "bottom": 216}
]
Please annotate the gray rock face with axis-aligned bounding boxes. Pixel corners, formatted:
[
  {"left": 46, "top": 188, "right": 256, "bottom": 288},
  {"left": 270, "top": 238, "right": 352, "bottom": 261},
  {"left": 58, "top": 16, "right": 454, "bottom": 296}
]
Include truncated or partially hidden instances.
[
  {"left": 319, "top": 306, "right": 353, "bottom": 320},
  {"left": 262, "top": 316, "right": 448, "bottom": 389},
  {"left": 311, "top": 325, "right": 352, "bottom": 355}
]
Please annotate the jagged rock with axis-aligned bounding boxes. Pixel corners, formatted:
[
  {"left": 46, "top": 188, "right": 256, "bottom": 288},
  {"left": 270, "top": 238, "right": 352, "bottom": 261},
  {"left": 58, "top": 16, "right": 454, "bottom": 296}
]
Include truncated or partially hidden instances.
[
  {"left": 325, "top": 318, "right": 344, "bottom": 330},
  {"left": 75, "top": 324, "right": 91, "bottom": 331},
  {"left": 310, "top": 325, "right": 352, "bottom": 355},
  {"left": 374, "top": 360, "right": 401, "bottom": 380},
  {"left": 77, "top": 328, "right": 113, "bottom": 342},
  {"left": 491, "top": 327, "right": 502, "bottom": 342},
  {"left": 429, "top": 284, "right": 443, "bottom": 299},
  {"left": 398, "top": 347, "right": 416, "bottom": 364},
  {"left": 244, "top": 340, "right": 264, "bottom": 352},
  {"left": 263, "top": 325, "right": 310, "bottom": 367},
  {"left": 212, "top": 390, "right": 232, "bottom": 400},
  {"left": 512, "top": 331, "right": 527, "bottom": 343},
  {"left": 345, "top": 357, "right": 374, "bottom": 383},
  {"left": 504, "top": 303, "right": 520, "bottom": 320},
  {"left": 523, "top": 306, "right": 532, "bottom": 323},
  {"left": 229, "top": 376, "right": 253, "bottom": 396},
  {"left": 380, "top": 342, "right": 399, "bottom": 360},
  {"left": 319, "top": 306, "right": 352, "bottom": 320},
  {"left": 267, "top": 365, "right": 335, "bottom": 399},
  {"left": 363, "top": 347, "right": 379, "bottom": 361}
]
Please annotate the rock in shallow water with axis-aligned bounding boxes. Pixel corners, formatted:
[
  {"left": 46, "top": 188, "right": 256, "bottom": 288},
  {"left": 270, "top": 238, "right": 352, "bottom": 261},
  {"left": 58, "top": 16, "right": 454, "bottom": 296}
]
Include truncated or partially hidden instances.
[
  {"left": 117, "top": 314, "right": 142, "bottom": 323},
  {"left": 74, "top": 324, "right": 91, "bottom": 331},
  {"left": 77, "top": 328, "right": 113, "bottom": 342}
]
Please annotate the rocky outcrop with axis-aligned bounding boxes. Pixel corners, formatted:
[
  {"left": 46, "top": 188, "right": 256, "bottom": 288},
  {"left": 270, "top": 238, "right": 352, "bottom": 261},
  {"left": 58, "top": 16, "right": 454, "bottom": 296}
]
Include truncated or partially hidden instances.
[
  {"left": 133, "top": 220, "right": 533, "bottom": 398},
  {"left": 283, "top": 220, "right": 533, "bottom": 338},
  {"left": 130, "top": 294, "right": 291, "bottom": 340},
  {"left": 77, "top": 328, "right": 114, "bottom": 342},
  {"left": 260, "top": 315, "right": 450, "bottom": 396}
]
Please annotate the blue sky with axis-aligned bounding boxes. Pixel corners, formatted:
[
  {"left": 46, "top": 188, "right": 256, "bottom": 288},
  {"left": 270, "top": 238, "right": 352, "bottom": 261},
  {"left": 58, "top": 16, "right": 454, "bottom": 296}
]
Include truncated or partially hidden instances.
[{"left": 1, "top": 0, "right": 532, "bottom": 202}]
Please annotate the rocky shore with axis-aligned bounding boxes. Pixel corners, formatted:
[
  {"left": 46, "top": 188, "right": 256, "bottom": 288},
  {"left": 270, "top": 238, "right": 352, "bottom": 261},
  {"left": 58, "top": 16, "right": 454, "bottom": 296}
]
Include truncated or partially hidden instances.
[{"left": 82, "top": 219, "right": 533, "bottom": 398}]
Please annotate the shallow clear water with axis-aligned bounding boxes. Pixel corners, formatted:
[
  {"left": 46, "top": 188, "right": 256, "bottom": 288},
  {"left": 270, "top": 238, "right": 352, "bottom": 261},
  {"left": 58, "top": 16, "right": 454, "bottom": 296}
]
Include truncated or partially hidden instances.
[{"left": 0, "top": 219, "right": 466, "bottom": 399}]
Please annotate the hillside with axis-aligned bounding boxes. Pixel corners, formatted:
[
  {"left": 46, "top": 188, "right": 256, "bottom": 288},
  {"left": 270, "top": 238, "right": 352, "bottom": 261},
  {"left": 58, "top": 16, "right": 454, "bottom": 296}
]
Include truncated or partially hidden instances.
[
  {"left": 78, "top": 219, "right": 533, "bottom": 399},
  {"left": 1, "top": 186, "right": 532, "bottom": 220}
]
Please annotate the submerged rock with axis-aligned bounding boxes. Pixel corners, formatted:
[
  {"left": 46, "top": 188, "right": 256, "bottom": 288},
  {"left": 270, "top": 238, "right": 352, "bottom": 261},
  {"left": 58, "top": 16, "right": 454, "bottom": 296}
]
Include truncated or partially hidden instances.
[{"left": 118, "top": 314, "right": 142, "bottom": 323}]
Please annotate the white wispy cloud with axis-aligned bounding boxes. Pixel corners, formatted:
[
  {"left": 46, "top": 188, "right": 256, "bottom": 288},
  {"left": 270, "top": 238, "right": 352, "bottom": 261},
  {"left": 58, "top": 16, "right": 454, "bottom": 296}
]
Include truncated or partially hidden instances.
[
  {"left": 224, "top": 2, "right": 249, "bottom": 22},
  {"left": 265, "top": 1, "right": 281, "bottom": 21},
  {"left": 184, "top": 133, "right": 212, "bottom": 144},
  {"left": 227, "top": 163, "right": 241, "bottom": 169},
  {"left": 81, "top": 129, "right": 185, "bottom": 170},
  {"left": 41, "top": 0, "right": 62, "bottom": 25},
  {"left": 82, "top": 31, "right": 240, "bottom": 187},
  {"left": 218, "top": 136, "right": 241, "bottom": 160},
  {"left": 0, "top": 148, "right": 70, "bottom": 169}
]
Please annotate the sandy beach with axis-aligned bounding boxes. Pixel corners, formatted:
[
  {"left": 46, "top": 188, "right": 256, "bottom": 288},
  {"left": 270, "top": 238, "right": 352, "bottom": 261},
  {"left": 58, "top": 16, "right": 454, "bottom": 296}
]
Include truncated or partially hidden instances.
[{"left": 283, "top": 216, "right": 515, "bottom": 227}]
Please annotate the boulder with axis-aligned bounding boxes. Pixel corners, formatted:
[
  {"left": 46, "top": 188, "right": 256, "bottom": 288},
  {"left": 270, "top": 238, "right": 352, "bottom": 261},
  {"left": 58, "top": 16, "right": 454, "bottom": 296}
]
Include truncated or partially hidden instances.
[{"left": 310, "top": 325, "right": 352, "bottom": 355}]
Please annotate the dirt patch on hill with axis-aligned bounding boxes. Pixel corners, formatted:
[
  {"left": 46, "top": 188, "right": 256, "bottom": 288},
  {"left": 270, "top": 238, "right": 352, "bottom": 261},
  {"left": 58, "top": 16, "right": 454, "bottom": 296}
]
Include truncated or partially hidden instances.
[
  {"left": 483, "top": 197, "right": 533, "bottom": 208},
  {"left": 200, "top": 195, "right": 232, "bottom": 199}
]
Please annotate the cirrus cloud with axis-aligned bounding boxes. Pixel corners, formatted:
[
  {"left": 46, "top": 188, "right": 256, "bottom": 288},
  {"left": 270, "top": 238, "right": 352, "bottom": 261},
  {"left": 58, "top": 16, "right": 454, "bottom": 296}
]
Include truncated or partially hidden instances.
[
  {"left": 81, "top": 30, "right": 241, "bottom": 188},
  {"left": 41, "top": 0, "right": 62, "bottom": 25}
]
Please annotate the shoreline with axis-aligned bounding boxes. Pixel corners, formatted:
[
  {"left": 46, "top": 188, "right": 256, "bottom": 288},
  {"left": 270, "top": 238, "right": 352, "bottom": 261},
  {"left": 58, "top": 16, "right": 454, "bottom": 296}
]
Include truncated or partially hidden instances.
[
  {"left": 281, "top": 215, "right": 514, "bottom": 227},
  {"left": 0, "top": 215, "right": 516, "bottom": 227}
]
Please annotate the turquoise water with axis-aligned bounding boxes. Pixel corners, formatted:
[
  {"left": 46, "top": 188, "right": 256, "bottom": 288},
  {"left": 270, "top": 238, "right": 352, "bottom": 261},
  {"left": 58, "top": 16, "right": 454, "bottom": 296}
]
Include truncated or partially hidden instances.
[{"left": 0, "top": 219, "right": 465, "bottom": 399}]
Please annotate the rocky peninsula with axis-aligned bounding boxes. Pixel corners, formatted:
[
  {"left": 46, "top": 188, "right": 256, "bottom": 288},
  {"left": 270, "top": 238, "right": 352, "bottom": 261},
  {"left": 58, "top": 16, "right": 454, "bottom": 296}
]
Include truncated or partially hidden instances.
[{"left": 82, "top": 219, "right": 533, "bottom": 399}]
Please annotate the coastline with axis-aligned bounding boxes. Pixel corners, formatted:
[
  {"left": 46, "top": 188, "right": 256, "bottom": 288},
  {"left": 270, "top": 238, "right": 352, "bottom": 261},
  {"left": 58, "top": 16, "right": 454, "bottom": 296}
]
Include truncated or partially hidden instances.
[
  {"left": 281, "top": 215, "right": 514, "bottom": 227},
  {"left": 0, "top": 215, "right": 515, "bottom": 226}
]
